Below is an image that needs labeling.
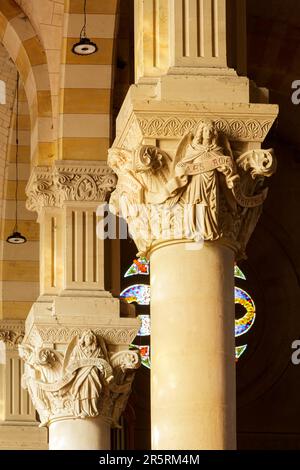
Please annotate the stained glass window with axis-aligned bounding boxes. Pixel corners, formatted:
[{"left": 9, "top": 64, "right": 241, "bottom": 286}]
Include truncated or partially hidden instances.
[
  {"left": 131, "top": 344, "right": 151, "bottom": 369},
  {"left": 235, "top": 345, "right": 247, "bottom": 361},
  {"left": 137, "top": 315, "right": 151, "bottom": 337},
  {"left": 122, "top": 259, "right": 256, "bottom": 366},
  {"left": 235, "top": 287, "right": 256, "bottom": 337},
  {"left": 120, "top": 284, "right": 150, "bottom": 306},
  {"left": 234, "top": 264, "right": 246, "bottom": 280},
  {"left": 124, "top": 258, "right": 150, "bottom": 278}
]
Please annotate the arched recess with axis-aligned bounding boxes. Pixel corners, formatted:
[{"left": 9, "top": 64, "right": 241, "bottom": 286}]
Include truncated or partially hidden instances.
[
  {"left": 0, "top": 41, "right": 39, "bottom": 322},
  {"left": 0, "top": 0, "right": 55, "bottom": 166},
  {"left": 59, "top": 0, "right": 120, "bottom": 161}
]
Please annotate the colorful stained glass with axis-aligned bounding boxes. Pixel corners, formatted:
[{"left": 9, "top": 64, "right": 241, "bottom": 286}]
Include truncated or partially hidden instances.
[
  {"left": 122, "top": 261, "right": 255, "bottom": 366},
  {"left": 137, "top": 315, "right": 151, "bottom": 336},
  {"left": 124, "top": 258, "right": 150, "bottom": 278},
  {"left": 235, "top": 345, "right": 248, "bottom": 361},
  {"left": 235, "top": 287, "right": 256, "bottom": 337},
  {"left": 120, "top": 284, "right": 150, "bottom": 305},
  {"left": 131, "top": 344, "right": 151, "bottom": 369},
  {"left": 234, "top": 265, "right": 246, "bottom": 280}
]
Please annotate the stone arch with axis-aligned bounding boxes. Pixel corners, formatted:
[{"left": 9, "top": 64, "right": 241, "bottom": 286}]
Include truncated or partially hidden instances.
[
  {"left": 59, "top": 0, "right": 120, "bottom": 161},
  {"left": 0, "top": 0, "right": 54, "bottom": 165}
]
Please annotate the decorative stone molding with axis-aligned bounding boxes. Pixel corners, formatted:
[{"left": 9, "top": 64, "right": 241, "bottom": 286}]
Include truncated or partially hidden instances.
[
  {"left": 26, "top": 162, "right": 117, "bottom": 214},
  {"left": 0, "top": 320, "right": 25, "bottom": 349},
  {"left": 114, "top": 100, "right": 278, "bottom": 151},
  {"left": 27, "top": 325, "right": 139, "bottom": 347},
  {"left": 138, "top": 117, "right": 273, "bottom": 141},
  {"left": 109, "top": 119, "right": 276, "bottom": 259},
  {"left": 19, "top": 330, "right": 140, "bottom": 427}
]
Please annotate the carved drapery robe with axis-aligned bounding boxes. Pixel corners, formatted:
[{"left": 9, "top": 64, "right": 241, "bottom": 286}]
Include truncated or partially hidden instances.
[
  {"left": 176, "top": 142, "right": 228, "bottom": 240},
  {"left": 69, "top": 342, "right": 104, "bottom": 418}
]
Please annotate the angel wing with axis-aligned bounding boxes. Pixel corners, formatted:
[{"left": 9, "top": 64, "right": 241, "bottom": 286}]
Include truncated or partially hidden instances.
[{"left": 173, "top": 132, "right": 193, "bottom": 170}]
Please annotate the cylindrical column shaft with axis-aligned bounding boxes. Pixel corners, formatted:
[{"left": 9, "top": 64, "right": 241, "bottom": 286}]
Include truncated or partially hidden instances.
[
  {"left": 49, "top": 417, "right": 111, "bottom": 450},
  {"left": 150, "top": 241, "right": 236, "bottom": 450}
]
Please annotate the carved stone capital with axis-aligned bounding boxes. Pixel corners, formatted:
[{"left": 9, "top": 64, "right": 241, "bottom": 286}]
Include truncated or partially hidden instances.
[
  {"left": 109, "top": 118, "right": 277, "bottom": 259},
  {"left": 20, "top": 329, "right": 140, "bottom": 427},
  {"left": 0, "top": 320, "right": 25, "bottom": 349},
  {"left": 26, "top": 162, "right": 117, "bottom": 214}
]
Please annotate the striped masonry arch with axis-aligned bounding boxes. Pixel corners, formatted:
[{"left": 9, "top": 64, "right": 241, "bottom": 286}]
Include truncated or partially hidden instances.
[{"left": 59, "top": 0, "right": 119, "bottom": 161}]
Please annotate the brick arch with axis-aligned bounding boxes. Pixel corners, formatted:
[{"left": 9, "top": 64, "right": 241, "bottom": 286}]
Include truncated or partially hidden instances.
[{"left": 0, "top": 0, "right": 54, "bottom": 165}]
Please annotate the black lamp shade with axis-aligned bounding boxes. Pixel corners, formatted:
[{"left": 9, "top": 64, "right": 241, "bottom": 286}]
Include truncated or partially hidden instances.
[
  {"left": 6, "top": 231, "right": 27, "bottom": 244},
  {"left": 72, "top": 37, "right": 98, "bottom": 55}
]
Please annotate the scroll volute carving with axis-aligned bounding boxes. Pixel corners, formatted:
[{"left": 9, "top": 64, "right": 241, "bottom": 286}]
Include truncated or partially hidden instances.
[{"left": 108, "top": 119, "right": 276, "bottom": 259}]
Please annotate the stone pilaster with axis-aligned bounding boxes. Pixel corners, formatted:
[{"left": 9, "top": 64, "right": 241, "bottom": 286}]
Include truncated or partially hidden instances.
[
  {"left": 26, "top": 161, "right": 116, "bottom": 297},
  {"left": 21, "top": 161, "right": 140, "bottom": 449},
  {"left": 0, "top": 320, "right": 47, "bottom": 449}
]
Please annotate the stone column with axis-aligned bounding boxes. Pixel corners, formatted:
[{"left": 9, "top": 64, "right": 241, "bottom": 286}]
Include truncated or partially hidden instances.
[
  {"left": 22, "top": 162, "right": 141, "bottom": 450},
  {"left": 0, "top": 320, "right": 47, "bottom": 449},
  {"left": 109, "top": 0, "right": 278, "bottom": 450},
  {"left": 151, "top": 242, "right": 236, "bottom": 449},
  {"left": 108, "top": 122, "right": 277, "bottom": 449}
]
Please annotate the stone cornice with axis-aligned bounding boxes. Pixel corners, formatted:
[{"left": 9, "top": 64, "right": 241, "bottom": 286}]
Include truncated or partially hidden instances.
[
  {"left": 26, "top": 161, "right": 117, "bottom": 214},
  {"left": 114, "top": 98, "right": 278, "bottom": 150},
  {"left": 26, "top": 324, "right": 140, "bottom": 348}
]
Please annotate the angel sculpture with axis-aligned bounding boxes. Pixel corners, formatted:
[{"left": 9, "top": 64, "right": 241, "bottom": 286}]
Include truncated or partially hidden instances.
[
  {"left": 173, "top": 120, "right": 239, "bottom": 240},
  {"left": 67, "top": 330, "right": 112, "bottom": 419},
  {"left": 144, "top": 120, "right": 239, "bottom": 241},
  {"left": 161, "top": 120, "right": 272, "bottom": 243},
  {"left": 108, "top": 144, "right": 178, "bottom": 254}
]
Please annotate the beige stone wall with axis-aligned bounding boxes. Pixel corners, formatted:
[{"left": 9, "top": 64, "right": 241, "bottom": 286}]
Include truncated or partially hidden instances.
[
  {"left": 0, "top": 44, "right": 17, "bottom": 225},
  {"left": 0, "top": 79, "right": 39, "bottom": 320}
]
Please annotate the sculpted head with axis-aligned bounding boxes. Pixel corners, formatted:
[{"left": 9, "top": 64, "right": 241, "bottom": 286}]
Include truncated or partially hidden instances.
[
  {"left": 108, "top": 148, "right": 132, "bottom": 175},
  {"left": 193, "top": 120, "right": 218, "bottom": 147},
  {"left": 79, "top": 330, "right": 97, "bottom": 349}
]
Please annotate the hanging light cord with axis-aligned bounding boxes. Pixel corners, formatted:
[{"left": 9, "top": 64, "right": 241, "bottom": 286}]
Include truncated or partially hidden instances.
[
  {"left": 14, "top": 72, "right": 19, "bottom": 233},
  {"left": 80, "top": 0, "right": 87, "bottom": 39}
]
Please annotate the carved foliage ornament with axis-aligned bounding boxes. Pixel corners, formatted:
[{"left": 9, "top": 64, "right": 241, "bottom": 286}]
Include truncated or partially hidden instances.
[
  {"left": 0, "top": 321, "right": 24, "bottom": 348},
  {"left": 26, "top": 165, "right": 117, "bottom": 213},
  {"left": 108, "top": 119, "right": 277, "bottom": 259},
  {"left": 19, "top": 330, "right": 140, "bottom": 427}
]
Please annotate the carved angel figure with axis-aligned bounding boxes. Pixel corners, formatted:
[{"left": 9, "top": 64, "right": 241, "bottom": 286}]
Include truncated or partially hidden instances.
[
  {"left": 68, "top": 330, "right": 109, "bottom": 418},
  {"left": 108, "top": 145, "right": 177, "bottom": 254},
  {"left": 173, "top": 120, "right": 238, "bottom": 240}
]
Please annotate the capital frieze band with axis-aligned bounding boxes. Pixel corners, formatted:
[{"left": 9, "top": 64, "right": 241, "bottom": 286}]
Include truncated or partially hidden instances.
[{"left": 26, "top": 162, "right": 117, "bottom": 214}]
